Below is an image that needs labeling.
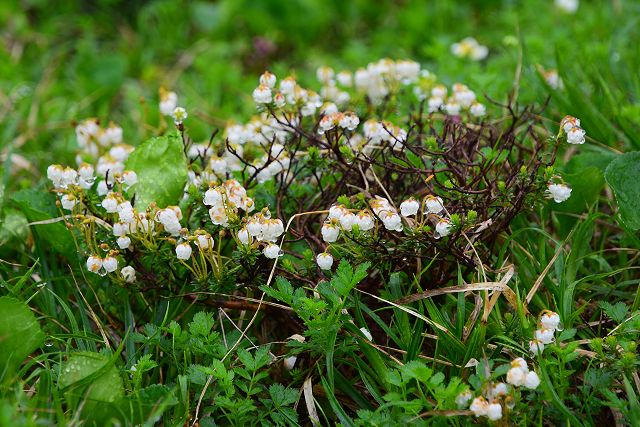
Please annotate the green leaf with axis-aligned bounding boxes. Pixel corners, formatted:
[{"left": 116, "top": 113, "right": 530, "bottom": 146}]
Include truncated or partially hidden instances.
[
  {"left": 125, "top": 132, "right": 188, "bottom": 209},
  {"left": 0, "top": 297, "right": 44, "bottom": 382},
  {"left": 268, "top": 383, "right": 298, "bottom": 407},
  {"left": 58, "top": 352, "right": 125, "bottom": 423},
  {"left": 11, "top": 189, "right": 75, "bottom": 256},
  {"left": 188, "top": 312, "right": 215, "bottom": 337},
  {"left": 331, "top": 260, "right": 370, "bottom": 297},
  {"left": 401, "top": 360, "right": 432, "bottom": 383},
  {"left": 599, "top": 301, "right": 629, "bottom": 323},
  {"left": 565, "top": 145, "right": 618, "bottom": 173},
  {"left": 605, "top": 151, "right": 640, "bottom": 230},
  {"left": 554, "top": 166, "right": 605, "bottom": 214},
  {"left": 0, "top": 209, "right": 29, "bottom": 247},
  {"left": 117, "top": 384, "right": 177, "bottom": 425}
]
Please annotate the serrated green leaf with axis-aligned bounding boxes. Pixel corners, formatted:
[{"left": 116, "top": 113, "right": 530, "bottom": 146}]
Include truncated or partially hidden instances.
[
  {"left": 599, "top": 301, "right": 629, "bottom": 323},
  {"left": 188, "top": 312, "right": 215, "bottom": 337}
]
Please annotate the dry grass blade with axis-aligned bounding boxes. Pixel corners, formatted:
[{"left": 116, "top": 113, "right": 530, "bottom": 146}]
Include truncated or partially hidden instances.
[
  {"left": 303, "top": 377, "right": 321, "bottom": 426},
  {"left": 355, "top": 288, "right": 449, "bottom": 333},
  {"left": 395, "top": 266, "right": 516, "bottom": 309}
]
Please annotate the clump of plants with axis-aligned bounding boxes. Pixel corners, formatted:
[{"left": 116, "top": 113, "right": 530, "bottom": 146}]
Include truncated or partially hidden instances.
[
  {"left": 18, "top": 58, "right": 636, "bottom": 426},
  {"left": 47, "top": 59, "right": 576, "bottom": 294}
]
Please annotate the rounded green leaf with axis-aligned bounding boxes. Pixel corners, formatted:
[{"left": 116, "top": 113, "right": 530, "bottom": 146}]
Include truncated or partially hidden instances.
[
  {"left": 125, "top": 132, "right": 188, "bottom": 209},
  {"left": 0, "top": 297, "right": 44, "bottom": 382},
  {"left": 58, "top": 352, "right": 124, "bottom": 423},
  {"left": 605, "top": 151, "right": 640, "bottom": 230}
]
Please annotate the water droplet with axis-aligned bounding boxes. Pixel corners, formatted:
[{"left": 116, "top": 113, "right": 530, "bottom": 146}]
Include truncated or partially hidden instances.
[
  {"left": 98, "top": 267, "right": 107, "bottom": 277},
  {"left": 45, "top": 340, "right": 54, "bottom": 347}
]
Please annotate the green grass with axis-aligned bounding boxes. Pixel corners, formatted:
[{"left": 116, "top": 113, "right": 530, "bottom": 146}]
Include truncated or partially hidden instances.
[{"left": 1, "top": 0, "right": 639, "bottom": 425}]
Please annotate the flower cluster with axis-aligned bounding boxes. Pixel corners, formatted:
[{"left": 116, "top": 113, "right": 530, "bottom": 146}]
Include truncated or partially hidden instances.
[
  {"left": 48, "top": 119, "right": 139, "bottom": 218},
  {"left": 251, "top": 60, "right": 487, "bottom": 119},
  {"left": 241, "top": 209, "right": 285, "bottom": 259},
  {"left": 204, "top": 179, "right": 255, "bottom": 227},
  {"left": 414, "top": 82, "right": 486, "bottom": 118},
  {"left": 451, "top": 37, "right": 489, "bottom": 61},
  {"left": 457, "top": 358, "right": 540, "bottom": 421},
  {"left": 560, "top": 115, "right": 586, "bottom": 145},
  {"left": 315, "top": 194, "right": 453, "bottom": 270},
  {"left": 529, "top": 310, "right": 562, "bottom": 355}
]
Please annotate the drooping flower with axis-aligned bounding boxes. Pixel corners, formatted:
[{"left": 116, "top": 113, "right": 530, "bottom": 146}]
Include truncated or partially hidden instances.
[
  {"left": 540, "top": 311, "right": 561, "bottom": 331},
  {"left": 159, "top": 89, "right": 178, "bottom": 116},
  {"left": 434, "top": 218, "right": 452, "bottom": 239},
  {"left": 524, "top": 371, "right": 541, "bottom": 389},
  {"left": 117, "top": 236, "right": 131, "bottom": 250},
  {"left": 451, "top": 37, "right": 489, "bottom": 61},
  {"left": 487, "top": 402, "right": 502, "bottom": 421},
  {"left": 263, "top": 243, "right": 281, "bottom": 259},
  {"left": 470, "top": 102, "right": 486, "bottom": 117},
  {"left": 529, "top": 339, "right": 545, "bottom": 355},
  {"left": 400, "top": 198, "right": 420, "bottom": 217},
  {"left": 321, "top": 220, "right": 341, "bottom": 242},
  {"left": 566, "top": 126, "right": 586, "bottom": 145},
  {"left": 547, "top": 183, "right": 572, "bottom": 203},
  {"left": 237, "top": 228, "right": 250, "bottom": 245},
  {"left": 316, "top": 252, "right": 334, "bottom": 270},
  {"left": 176, "top": 242, "right": 192, "bottom": 260},
  {"left": 259, "top": 71, "right": 277, "bottom": 88},
  {"left": 252, "top": 85, "right": 273, "bottom": 104},
  {"left": 355, "top": 211, "right": 375, "bottom": 231},
  {"left": 535, "top": 327, "right": 556, "bottom": 344},
  {"left": 469, "top": 396, "right": 489, "bottom": 417},
  {"left": 86, "top": 256, "right": 103, "bottom": 274},
  {"left": 121, "top": 266, "right": 136, "bottom": 283},
  {"left": 507, "top": 366, "right": 527, "bottom": 387},
  {"left": 103, "top": 256, "right": 118, "bottom": 273},
  {"left": 455, "top": 390, "right": 473, "bottom": 408},
  {"left": 60, "top": 194, "right": 77, "bottom": 211},
  {"left": 359, "top": 327, "right": 373, "bottom": 341}
]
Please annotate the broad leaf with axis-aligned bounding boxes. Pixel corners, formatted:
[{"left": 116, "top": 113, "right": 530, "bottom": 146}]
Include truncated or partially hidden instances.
[
  {"left": 11, "top": 188, "right": 75, "bottom": 256},
  {"left": 0, "top": 297, "right": 44, "bottom": 382},
  {"left": 605, "top": 151, "right": 640, "bottom": 230},
  {"left": 125, "top": 132, "right": 188, "bottom": 209},
  {"left": 58, "top": 352, "right": 124, "bottom": 423}
]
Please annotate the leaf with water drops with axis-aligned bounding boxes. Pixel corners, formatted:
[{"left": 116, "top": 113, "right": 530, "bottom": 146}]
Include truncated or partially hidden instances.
[{"left": 58, "top": 352, "right": 125, "bottom": 423}]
